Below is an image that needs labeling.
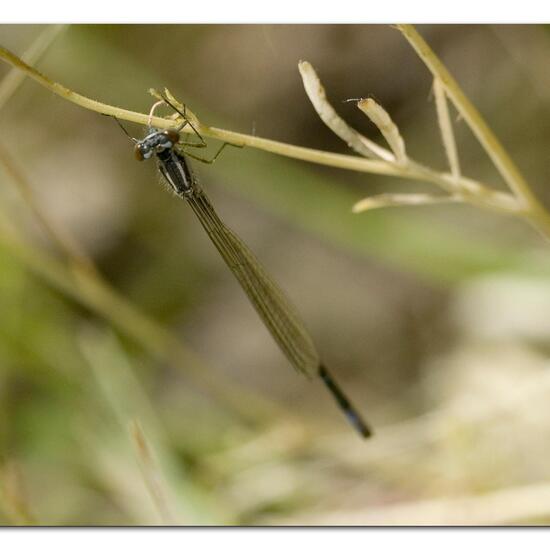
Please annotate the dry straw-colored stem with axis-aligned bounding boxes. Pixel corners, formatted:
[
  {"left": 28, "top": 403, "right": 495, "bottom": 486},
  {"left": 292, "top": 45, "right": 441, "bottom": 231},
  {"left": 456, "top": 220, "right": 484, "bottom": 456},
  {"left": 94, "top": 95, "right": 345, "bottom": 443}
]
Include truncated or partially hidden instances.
[
  {"left": 298, "top": 60, "right": 394, "bottom": 161},
  {"left": 396, "top": 24, "right": 550, "bottom": 235},
  {"left": 353, "top": 192, "right": 462, "bottom": 213},
  {"left": 0, "top": 25, "right": 66, "bottom": 110},
  {"left": 0, "top": 45, "right": 396, "bottom": 177},
  {"left": 130, "top": 421, "right": 177, "bottom": 525},
  {"left": 0, "top": 43, "right": 535, "bottom": 227},
  {"left": 433, "top": 77, "right": 461, "bottom": 180},
  {"left": 357, "top": 98, "right": 408, "bottom": 165}
]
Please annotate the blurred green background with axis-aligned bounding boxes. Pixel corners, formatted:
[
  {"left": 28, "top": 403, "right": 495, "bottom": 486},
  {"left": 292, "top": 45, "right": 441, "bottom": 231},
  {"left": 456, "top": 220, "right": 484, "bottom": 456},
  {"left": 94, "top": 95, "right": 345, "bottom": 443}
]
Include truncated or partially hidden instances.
[{"left": 1, "top": 24, "right": 550, "bottom": 525}]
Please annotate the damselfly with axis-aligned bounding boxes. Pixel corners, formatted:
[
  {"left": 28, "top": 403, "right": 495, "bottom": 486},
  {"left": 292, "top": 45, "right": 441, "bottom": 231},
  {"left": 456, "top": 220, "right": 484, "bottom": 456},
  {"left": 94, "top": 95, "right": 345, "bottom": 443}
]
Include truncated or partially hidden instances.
[{"left": 115, "top": 94, "right": 372, "bottom": 438}]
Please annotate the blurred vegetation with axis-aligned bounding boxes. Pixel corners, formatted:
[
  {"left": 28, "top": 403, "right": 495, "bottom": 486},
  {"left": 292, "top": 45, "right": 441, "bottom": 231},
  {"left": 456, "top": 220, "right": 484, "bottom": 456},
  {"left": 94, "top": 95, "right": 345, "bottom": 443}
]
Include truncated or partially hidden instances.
[{"left": 1, "top": 24, "right": 550, "bottom": 525}]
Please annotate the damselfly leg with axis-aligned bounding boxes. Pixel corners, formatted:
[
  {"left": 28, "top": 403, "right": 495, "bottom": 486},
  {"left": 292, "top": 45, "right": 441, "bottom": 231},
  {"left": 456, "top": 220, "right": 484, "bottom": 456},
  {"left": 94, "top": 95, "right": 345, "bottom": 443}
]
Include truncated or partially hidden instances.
[{"left": 157, "top": 91, "right": 207, "bottom": 146}]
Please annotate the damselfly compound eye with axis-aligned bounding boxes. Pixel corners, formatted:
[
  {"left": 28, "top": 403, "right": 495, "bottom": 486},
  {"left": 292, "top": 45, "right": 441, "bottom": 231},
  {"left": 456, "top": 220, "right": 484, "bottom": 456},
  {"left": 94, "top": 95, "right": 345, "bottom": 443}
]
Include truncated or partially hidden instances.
[
  {"left": 164, "top": 130, "right": 180, "bottom": 144},
  {"left": 134, "top": 143, "right": 148, "bottom": 161}
]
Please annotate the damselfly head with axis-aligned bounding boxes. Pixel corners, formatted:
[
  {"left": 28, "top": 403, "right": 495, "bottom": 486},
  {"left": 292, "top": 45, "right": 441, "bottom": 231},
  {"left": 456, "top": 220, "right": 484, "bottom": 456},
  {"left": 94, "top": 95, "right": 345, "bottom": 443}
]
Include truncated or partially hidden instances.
[{"left": 134, "top": 141, "right": 153, "bottom": 161}]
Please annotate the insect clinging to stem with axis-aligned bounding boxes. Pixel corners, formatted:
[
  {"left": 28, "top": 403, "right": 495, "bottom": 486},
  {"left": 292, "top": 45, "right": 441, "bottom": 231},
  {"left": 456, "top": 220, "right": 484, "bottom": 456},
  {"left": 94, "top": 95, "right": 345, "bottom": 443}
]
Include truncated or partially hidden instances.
[{"left": 112, "top": 90, "right": 373, "bottom": 438}]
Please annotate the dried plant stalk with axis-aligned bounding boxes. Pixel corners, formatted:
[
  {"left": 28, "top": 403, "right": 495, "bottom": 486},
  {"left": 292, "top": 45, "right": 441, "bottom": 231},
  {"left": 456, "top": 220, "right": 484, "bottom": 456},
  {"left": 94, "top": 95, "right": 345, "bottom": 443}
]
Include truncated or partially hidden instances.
[
  {"left": 353, "top": 193, "right": 461, "bottom": 213},
  {"left": 298, "top": 61, "right": 394, "bottom": 161},
  {"left": 357, "top": 98, "right": 408, "bottom": 165},
  {"left": 433, "top": 77, "right": 461, "bottom": 180},
  {"left": 130, "top": 421, "right": 177, "bottom": 525}
]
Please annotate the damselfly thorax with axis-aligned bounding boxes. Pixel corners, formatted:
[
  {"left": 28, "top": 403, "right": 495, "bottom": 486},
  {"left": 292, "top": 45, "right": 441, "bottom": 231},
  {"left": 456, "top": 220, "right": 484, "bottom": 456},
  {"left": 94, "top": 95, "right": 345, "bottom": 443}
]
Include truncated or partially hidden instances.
[{"left": 133, "top": 103, "right": 197, "bottom": 198}]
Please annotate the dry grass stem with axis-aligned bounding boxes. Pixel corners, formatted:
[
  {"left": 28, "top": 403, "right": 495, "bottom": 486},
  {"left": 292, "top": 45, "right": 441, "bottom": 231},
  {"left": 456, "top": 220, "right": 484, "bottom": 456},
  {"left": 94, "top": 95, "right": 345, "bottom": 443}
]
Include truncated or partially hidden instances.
[
  {"left": 130, "top": 421, "right": 178, "bottom": 525},
  {"left": 353, "top": 192, "right": 461, "bottom": 213},
  {"left": 396, "top": 24, "right": 550, "bottom": 235},
  {"left": 298, "top": 61, "right": 394, "bottom": 161},
  {"left": 0, "top": 42, "right": 536, "bottom": 234},
  {"left": 357, "top": 98, "right": 408, "bottom": 165},
  {"left": 433, "top": 77, "right": 461, "bottom": 180},
  {"left": 0, "top": 25, "right": 66, "bottom": 110}
]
